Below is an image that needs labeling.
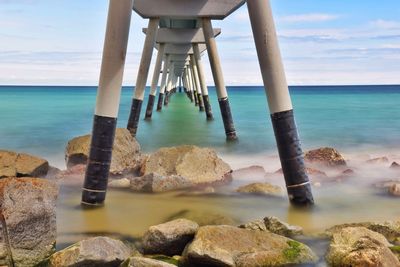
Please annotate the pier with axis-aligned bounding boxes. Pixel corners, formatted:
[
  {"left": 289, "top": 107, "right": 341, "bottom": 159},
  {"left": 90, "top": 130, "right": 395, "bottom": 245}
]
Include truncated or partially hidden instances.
[{"left": 82, "top": 0, "right": 314, "bottom": 207}]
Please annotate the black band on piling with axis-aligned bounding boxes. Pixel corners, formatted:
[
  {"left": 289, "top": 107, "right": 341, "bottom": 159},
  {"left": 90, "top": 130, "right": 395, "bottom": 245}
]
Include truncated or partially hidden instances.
[
  {"left": 194, "top": 91, "right": 199, "bottom": 106},
  {"left": 164, "top": 91, "right": 169, "bottom": 106},
  {"left": 198, "top": 93, "right": 205, "bottom": 111},
  {"left": 144, "top": 94, "right": 155, "bottom": 119},
  {"left": 179, "top": 87, "right": 182, "bottom": 93},
  {"left": 81, "top": 115, "right": 117, "bottom": 206},
  {"left": 271, "top": 109, "right": 314, "bottom": 206},
  {"left": 218, "top": 97, "right": 237, "bottom": 141},
  {"left": 203, "top": 95, "right": 213, "bottom": 120},
  {"left": 190, "top": 91, "right": 194, "bottom": 102},
  {"left": 127, "top": 98, "right": 143, "bottom": 137},
  {"left": 157, "top": 93, "right": 164, "bottom": 111}
]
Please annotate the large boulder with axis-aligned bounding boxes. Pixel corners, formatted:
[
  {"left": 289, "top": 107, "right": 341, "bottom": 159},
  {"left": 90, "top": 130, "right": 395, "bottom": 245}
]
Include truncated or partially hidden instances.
[
  {"left": 140, "top": 145, "right": 232, "bottom": 186},
  {"left": 65, "top": 128, "right": 142, "bottom": 175},
  {"left": 142, "top": 219, "right": 199, "bottom": 256},
  {"left": 0, "top": 150, "right": 49, "bottom": 178},
  {"left": 166, "top": 210, "right": 238, "bottom": 226},
  {"left": 47, "top": 236, "right": 132, "bottom": 267},
  {"left": 235, "top": 183, "right": 283, "bottom": 197},
  {"left": 0, "top": 178, "right": 58, "bottom": 267},
  {"left": 304, "top": 147, "right": 347, "bottom": 167},
  {"left": 182, "top": 225, "right": 317, "bottom": 266},
  {"left": 325, "top": 221, "right": 400, "bottom": 243},
  {"left": 326, "top": 227, "right": 400, "bottom": 267}
]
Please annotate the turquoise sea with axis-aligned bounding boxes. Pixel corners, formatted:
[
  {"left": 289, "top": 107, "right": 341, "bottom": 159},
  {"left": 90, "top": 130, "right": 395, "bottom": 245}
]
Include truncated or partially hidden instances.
[{"left": 1, "top": 85, "right": 399, "bottom": 167}]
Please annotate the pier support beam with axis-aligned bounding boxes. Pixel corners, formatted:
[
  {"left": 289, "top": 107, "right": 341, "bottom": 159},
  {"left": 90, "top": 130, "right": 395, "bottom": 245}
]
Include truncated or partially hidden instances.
[
  {"left": 145, "top": 43, "right": 165, "bottom": 119},
  {"left": 157, "top": 55, "right": 169, "bottom": 111},
  {"left": 164, "top": 64, "right": 174, "bottom": 106},
  {"left": 81, "top": 0, "right": 132, "bottom": 206},
  {"left": 127, "top": 18, "right": 159, "bottom": 137},
  {"left": 190, "top": 55, "right": 205, "bottom": 112},
  {"left": 247, "top": 0, "right": 314, "bottom": 206},
  {"left": 202, "top": 18, "right": 237, "bottom": 140},
  {"left": 193, "top": 43, "right": 213, "bottom": 120}
]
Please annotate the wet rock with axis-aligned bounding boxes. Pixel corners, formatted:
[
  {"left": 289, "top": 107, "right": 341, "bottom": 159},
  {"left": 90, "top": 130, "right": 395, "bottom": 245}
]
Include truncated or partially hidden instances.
[
  {"left": 366, "top": 156, "right": 389, "bottom": 164},
  {"left": 389, "top": 184, "right": 400, "bottom": 197},
  {"left": 140, "top": 145, "right": 232, "bottom": 186},
  {"left": 121, "top": 256, "right": 177, "bottom": 267},
  {"left": 232, "top": 165, "right": 267, "bottom": 180},
  {"left": 142, "top": 219, "right": 198, "bottom": 256},
  {"left": 109, "top": 178, "right": 131, "bottom": 189},
  {"left": 0, "top": 178, "right": 58, "bottom": 267},
  {"left": 0, "top": 150, "right": 49, "bottom": 178},
  {"left": 47, "top": 236, "right": 131, "bottom": 267},
  {"left": 264, "top": 216, "right": 303, "bottom": 237},
  {"left": 235, "top": 183, "right": 283, "bottom": 197},
  {"left": 65, "top": 128, "right": 142, "bottom": 175},
  {"left": 326, "top": 227, "right": 400, "bottom": 267},
  {"left": 239, "top": 219, "right": 268, "bottom": 231},
  {"left": 304, "top": 147, "right": 347, "bottom": 167},
  {"left": 373, "top": 179, "right": 400, "bottom": 189},
  {"left": 342, "top": 168, "right": 355, "bottom": 175},
  {"left": 130, "top": 173, "right": 192, "bottom": 193},
  {"left": 166, "top": 210, "right": 238, "bottom": 226},
  {"left": 182, "top": 225, "right": 317, "bottom": 266},
  {"left": 391, "top": 162, "right": 400, "bottom": 169},
  {"left": 325, "top": 221, "right": 400, "bottom": 243}
]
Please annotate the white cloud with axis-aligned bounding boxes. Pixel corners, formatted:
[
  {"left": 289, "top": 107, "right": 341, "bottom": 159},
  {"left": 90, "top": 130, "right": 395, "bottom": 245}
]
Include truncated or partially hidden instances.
[
  {"left": 280, "top": 13, "right": 340, "bottom": 23},
  {"left": 370, "top": 19, "right": 400, "bottom": 29}
]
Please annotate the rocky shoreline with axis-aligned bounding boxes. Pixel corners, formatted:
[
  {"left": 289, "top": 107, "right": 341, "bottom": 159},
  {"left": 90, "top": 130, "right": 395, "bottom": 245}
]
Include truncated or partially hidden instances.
[{"left": 1, "top": 128, "right": 400, "bottom": 266}]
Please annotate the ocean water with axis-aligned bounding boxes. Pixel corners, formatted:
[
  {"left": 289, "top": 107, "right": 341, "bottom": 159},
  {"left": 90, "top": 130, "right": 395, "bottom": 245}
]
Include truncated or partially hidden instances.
[
  {"left": 2, "top": 85, "right": 400, "bottom": 262},
  {"left": 1, "top": 85, "right": 400, "bottom": 168}
]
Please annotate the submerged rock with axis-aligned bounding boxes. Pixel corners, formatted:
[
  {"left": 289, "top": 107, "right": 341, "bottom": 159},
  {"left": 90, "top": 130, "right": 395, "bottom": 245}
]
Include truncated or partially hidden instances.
[
  {"left": 326, "top": 227, "right": 400, "bottom": 267},
  {"left": 142, "top": 219, "right": 199, "bottom": 256},
  {"left": 366, "top": 156, "right": 389, "bottom": 164},
  {"left": 65, "top": 128, "right": 142, "bottom": 175},
  {"left": 0, "top": 150, "right": 49, "bottom": 178},
  {"left": 305, "top": 147, "right": 347, "bottom": 167},
  {"left": 232, "top": 165, "right": 267, "bottom": 180},
  {"left": 389, "top": 184, "right": 400, "bottom": 197},
  {"left": 391, "top": 162, "right": 400, "bottom": 169},
  {"left": 166, "top": 210, "right": 238, "bottom": 226},
  {"left": 182, "top": 225, "right": 317, "bottom": 266},
  {"left": 235, "top": 183, "right": 283, "bottom": 197},
  {"left": 121, "top": 256, "right": 177, "bottom": 267},
  {"left": 47, "top": 236, "right": 131, "bottom": 267},
  {"left": 0, "top": 178, "right": 58, "bottom": 267},
  {"left": 130, "top": 173, "right": 192, "bottom": 193},
  {"left": 108, "top": 178, "right": 131, "bottom": 189},
  {"left": 140, "top": 145, "right": 232, "bottom": 186}
]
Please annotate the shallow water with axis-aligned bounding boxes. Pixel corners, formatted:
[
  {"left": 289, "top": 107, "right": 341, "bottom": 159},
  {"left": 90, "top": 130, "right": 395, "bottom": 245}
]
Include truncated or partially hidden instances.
[{"left": 1, "top": 85, "right": 400, "bottom": 264}]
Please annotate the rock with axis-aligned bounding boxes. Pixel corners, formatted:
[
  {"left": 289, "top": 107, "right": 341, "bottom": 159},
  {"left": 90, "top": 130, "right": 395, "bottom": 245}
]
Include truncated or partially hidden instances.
[
  {"left": 263, "top": 216, "right": 303, "bottom": 237},
  {"left": 0, "top": 178, "right": 58, "bottom": 267},
  {"left": 235, "top": 183, "right": 283, "bottom": 197},
  {"left": 275, "top": 167, "right": 327, "bottom": 178},
  {"left": 232, "top": 165, "right": 267, "bottom": 180},
  {"left": 182, "top": 225, "right": 317, "bottom": 266},
  {"left": 366, "top": 157, "right": 389, "bottom": 164},
  {"left": 65, "top": 128, "right": 141, "bottom": 175},
  {"left": 342, "top": 168, "right": 355, "bottom": 175},
  {"left": 391, "top": 162, "right": 400, "bottom": 169},
  {"left": 389, "top": 184, "right": 400, "bottom": 197},
  {"left": 140, "top": 145, "right": 232, "bottom": 185},
  {"left": 239, "top": 219, "right": 268, "bottom": 231},
  {"left": 130, "top": 173, "right": 193, "bottom": 193},
  {"left": 121, "top": 256, "right": 177, "bottom": 267},
  {"left": 47, "top": 236, "right": 131, "bottom": 267},
  {"left": 0, "top": 150, "right": 49, "bottom": 178},
  {"left": 374, "top": 179, "right": 400, "bottom": 189},
  {"left": 142, "top": 219, "right": 199, "bottom": 256},
  {"left": 326, "top": 227, "right": 400, "bottom": 267},
  {"left": 109, "top": 178, "right": 131, "bottom": 189},
  {"left": 325, "top": 221, "right": 400, "bottom": 243},
  {"left": 166, "top": 210, "right": 238, "bottom": 226},
  {"left": 304, "top": 147, "right": 347, "bottom": 167}
]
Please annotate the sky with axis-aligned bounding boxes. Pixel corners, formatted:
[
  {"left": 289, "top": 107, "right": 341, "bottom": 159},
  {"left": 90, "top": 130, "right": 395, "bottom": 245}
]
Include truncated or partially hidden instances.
[{"left": 0, "top": 0, "right": 400, "bottom": 86}]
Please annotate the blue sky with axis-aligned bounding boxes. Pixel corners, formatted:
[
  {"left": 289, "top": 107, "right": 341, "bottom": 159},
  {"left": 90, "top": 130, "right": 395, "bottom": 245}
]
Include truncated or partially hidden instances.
[{"left": 1, "top": 0, "right": 400, "bottom": 85}]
